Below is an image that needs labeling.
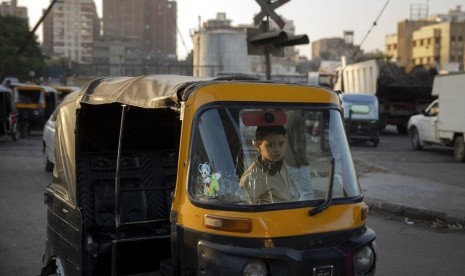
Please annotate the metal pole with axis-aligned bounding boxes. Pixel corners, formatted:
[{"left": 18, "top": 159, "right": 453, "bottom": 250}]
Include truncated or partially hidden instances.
[
  {"left": 115, "top": 104, "right": 127, "bottom": 240},
  {"left": 264, "top": 16, "right": 271, "bottom": 80}
]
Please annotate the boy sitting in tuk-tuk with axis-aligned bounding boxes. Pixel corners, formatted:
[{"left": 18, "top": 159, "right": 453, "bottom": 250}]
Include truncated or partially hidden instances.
[{"left": 240, "top": 125, "right": 293, "bottom": 204}]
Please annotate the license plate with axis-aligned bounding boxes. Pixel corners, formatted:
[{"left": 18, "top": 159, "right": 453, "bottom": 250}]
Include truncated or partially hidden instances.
[{"left": 312, "top": 265, "right": 333, "bottom": 276}]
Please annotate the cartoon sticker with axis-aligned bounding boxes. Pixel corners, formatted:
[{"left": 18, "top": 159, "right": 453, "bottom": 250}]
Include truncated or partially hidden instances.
[{"left": 198, "top": 162, "right": 221, "bottom": 197}]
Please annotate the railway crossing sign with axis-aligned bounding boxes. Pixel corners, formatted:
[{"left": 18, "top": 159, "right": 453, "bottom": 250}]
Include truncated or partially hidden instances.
[{"left": 254, "top": 0, "right": 289, "bottom": 29}]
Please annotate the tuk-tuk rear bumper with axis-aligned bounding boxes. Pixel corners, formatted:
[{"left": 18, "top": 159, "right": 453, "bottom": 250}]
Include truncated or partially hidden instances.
[{"left": 196, "top": 227, "right": 376, "bottom": 276}]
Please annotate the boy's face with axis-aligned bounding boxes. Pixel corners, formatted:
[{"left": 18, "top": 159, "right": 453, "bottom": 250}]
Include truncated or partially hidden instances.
[{"left": 255, "top": 133, "right": 286, "bottom": 162}]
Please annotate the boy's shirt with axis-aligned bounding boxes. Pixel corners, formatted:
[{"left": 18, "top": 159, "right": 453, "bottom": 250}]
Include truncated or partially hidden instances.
[{"left": 240, "top": 160, "right": 292, "bottom": 204}]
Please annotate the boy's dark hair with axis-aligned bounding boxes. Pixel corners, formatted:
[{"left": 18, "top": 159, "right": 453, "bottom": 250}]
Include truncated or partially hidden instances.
[{"left": 255, "top": 125, "right": 286, "bottom": 141}]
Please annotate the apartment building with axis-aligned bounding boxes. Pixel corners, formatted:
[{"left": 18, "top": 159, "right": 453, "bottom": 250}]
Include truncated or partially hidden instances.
[
  {"left": 0, "top": 0, "right": 27, "bottom": 20},
  {"left": 312, "top": 31, "right": 363, "bottom": 62},
  {"left": 42, "top": 0, "right": 99, "bottom": 64},
  {"left": 386, "top": 6, "right": 465, "bottom": 72},
  {"left": 102, "top": 0, "right": 177, "bottom": 62}
]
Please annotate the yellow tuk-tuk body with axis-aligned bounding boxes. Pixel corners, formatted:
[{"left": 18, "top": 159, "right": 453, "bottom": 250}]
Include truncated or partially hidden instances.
[{"left": 41, "top": 75, "right": 376, "bottom": 276}]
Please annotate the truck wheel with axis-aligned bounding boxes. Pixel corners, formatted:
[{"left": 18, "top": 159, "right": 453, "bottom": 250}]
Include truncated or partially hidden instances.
[
  {"left": 409, "top": 127, "right": 422, "bottom": 150},
  {"left": 453, "top": 136, "right": 465, "bottom": 162}
]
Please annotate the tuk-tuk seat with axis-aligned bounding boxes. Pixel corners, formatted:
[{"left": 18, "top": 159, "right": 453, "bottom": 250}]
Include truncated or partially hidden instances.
[
  {"left": 77, "top": 149, "right": 176, "bottom": 273},
  {"left": 78, "top": 150, "right": 176, "bottom": 255}
]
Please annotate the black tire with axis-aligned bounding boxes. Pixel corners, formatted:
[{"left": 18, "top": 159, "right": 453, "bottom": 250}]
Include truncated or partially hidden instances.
[
  {"left": 372, "top": 139, "right": 379, "bottom": 147},
  {"left": 409, "top": 127, "right": 422, "bottom": 150},
  {"left": 453, "top": 136, "right": 465, "bottom": 162}
]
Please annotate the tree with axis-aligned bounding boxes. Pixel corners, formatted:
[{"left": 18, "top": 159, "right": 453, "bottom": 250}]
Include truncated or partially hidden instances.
[{"left": 0, "top": 15, "right": 46, "bottom": 82}]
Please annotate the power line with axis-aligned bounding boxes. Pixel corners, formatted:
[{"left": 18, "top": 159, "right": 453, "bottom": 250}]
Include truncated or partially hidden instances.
[{"left": 347, "top": 0, "right": 390, "bottom": 64}]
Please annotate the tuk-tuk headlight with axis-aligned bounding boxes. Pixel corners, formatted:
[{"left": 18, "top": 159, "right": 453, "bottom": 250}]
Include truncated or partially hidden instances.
[
  {"left": 33, "top": 110, "right": 40, "bottom": 116},
  {"left": 243, "top": 259, "right": 267, "bottom": 276},
  {"left": 353, "top": 244, "right": 376, "bottom": 275}
]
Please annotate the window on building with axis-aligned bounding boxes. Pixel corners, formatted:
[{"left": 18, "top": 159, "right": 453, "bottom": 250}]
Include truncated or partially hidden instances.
[
  {"left": 420, "top": 39, "right": 424, "bottom": 46},
  {"left": 413, "top": 40, "right": 416, "bottom": 47},
  {"left": 451, "top": 35, "right": 455, "bottom": 42},
  {"left": 458, "top": 36, "right": 463, "bottom": 42}
]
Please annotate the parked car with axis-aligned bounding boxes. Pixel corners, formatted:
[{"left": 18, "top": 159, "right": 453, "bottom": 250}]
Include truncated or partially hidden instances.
[
  {"left": 42, "top": 108, "right": 58, "bottom": 171},
  {"left": 340, "top": 93, "right": 380, "bottom": 147},
  {"left": 42, "top": 90, "right": 80, "bottom": 172}
]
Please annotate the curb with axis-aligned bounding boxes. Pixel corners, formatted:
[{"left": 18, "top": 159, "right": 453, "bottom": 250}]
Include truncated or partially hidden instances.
[{"left": 365, "top": 199, "right": 465, "bottom": 227}]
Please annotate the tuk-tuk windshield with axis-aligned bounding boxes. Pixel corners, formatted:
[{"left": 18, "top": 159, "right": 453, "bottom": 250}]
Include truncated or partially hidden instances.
[
  {"left": 16, "top": 89, "right": 43, "bottom": 104},
  {"left": 341, "top": 94, "right": 378, "bottom": 120},
  {"left": 188, "top": 106, "right": 361, "bottom": 207}
]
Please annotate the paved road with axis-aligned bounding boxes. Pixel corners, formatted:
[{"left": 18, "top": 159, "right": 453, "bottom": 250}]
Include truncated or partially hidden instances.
[
  {"left": 0, "top": 134, "right": 49, "bottom": 275},
  {"left": 1, "top": 132, "right": 465, "bottom": 276},
  {"left": 351, "top": 126, "right": 464, "bottom": 188}
]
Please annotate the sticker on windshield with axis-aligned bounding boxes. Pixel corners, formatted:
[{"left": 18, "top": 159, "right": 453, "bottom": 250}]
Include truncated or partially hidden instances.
[{"left": 198, "top": 162, "right": 221, "bottom": 197}]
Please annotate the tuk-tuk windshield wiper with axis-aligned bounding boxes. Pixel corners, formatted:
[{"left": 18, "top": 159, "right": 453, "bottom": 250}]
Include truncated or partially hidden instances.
[{"left": 309, "top": 157, "right": 335, "bottom": 216}]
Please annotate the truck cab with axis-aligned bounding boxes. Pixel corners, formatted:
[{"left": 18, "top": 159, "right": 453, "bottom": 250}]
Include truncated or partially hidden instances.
[
  {"left": 408, "top": 99, "right": 440, "bottom": 148},
  {"left": 408, "top": 72, "right": 465, "bottom": 162}
]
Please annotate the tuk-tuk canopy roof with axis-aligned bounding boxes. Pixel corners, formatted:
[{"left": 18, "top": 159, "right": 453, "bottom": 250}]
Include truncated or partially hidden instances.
[
  {"left": 78, "top": 75, "right": 215, "bottom": 108},
  {"left": 52, "top": 75, "right": 235, "bottom": 203},
  {"left": 0, "top": 85, "right": 12, "bottom": 93}
]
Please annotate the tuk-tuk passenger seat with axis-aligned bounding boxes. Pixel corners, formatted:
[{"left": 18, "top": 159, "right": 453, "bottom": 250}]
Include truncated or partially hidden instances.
[{"left": 78, "top": 150, "right": 176, "bottom": 254}]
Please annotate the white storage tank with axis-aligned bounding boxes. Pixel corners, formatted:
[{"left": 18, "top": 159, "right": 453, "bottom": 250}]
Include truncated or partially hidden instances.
[{"left": 193, "top": 28, "right": 251, "bottom": 77}]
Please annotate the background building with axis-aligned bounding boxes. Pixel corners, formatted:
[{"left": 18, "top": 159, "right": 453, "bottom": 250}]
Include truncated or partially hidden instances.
[
  {"left": 0, "top": 0, "right": 27, "bottom": 20},
  {"left": 192, "top": 12, "right": 306, "bottom": 82},
  {"left": 42, "top": 0, "right": 99, "bottom": 64},
  {"left": 311, "top": 31, "right": 363, "bottom": 62},
  {"left": 192, "top": 13, "right": 251, "bottom": 77},
  {"left": 385, "top": 5, "right": 465, "bottom": 72},
  {"left": 102, "top": 0, "right": 177, "bottom": 62}
]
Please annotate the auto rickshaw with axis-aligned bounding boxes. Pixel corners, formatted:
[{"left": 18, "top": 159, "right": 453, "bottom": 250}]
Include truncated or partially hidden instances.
[
  {"left": 52, "top": 85, "right": 80, "bottom": 104},
  {"left": 340, "top": 93, "right": 380, "bottom": 147},
  {"left": 0, "top": 85, "right": 19, "bottom": 141},
  {"left": 40, "top": 75, "right": 376, "bottom": 276},
  {"left": 14, "top": 84, "right": 59, "bottom": 136}
]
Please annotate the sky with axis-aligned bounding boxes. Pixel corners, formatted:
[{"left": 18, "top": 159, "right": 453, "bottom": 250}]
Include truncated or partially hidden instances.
[{"left": 16, "top": 0, "right": 462, "bottom": 59}]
